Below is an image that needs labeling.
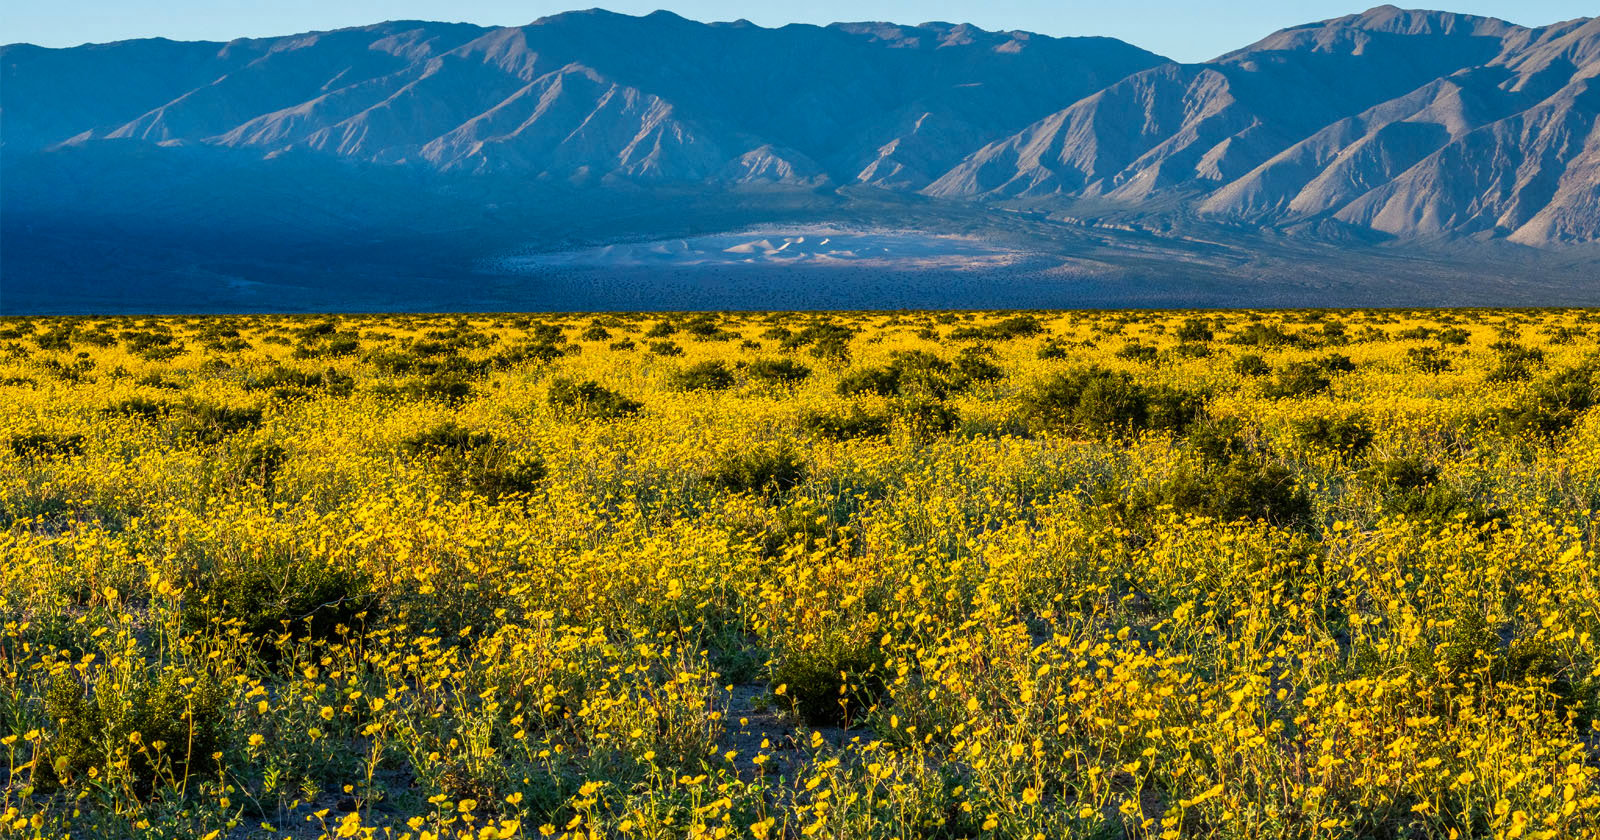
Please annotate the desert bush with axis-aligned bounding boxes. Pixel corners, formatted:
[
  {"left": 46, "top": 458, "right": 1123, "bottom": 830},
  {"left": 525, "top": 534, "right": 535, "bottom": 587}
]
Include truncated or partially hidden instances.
[
  {"left": 946, "top": 315, "right": 1044, "bottom": 342},
  {"left": 1407, "top": 346, "right": 1453, "bottom": 373},
  {"left": 1262, "top": 361, "right": 1331, "bottom": 398},
  {"left": 1361, "top": 457, "right": 1498, "bottom": 525},
  {"left": 800, "top": 406, "right": 892, "bottom": 440},
  {"left": 9, "top": 432, "right": 86, "bottom": 460},
  {"left": 705, "top": 445, "right": 807, "bottom": 495},
  {"left": 894, "top": 397, "right": 961, "bottom": 443},
  {"left": 548, "top": 377, "right": 643, "bottom": 419},
  {"left": 1486, "top": 342, "right": 1544, "bottom": 382},
  {"left": 668, "top": 360, "right": 736, "bottom": 391},
  {"left": 1497, "top": 361, "right": 1599, "bottom": 438},
  {"left": 43, "top": 667, "right": 230, "bottom": 793},
  {"left": 244, "top": 366, "right": 355, "bottom": 399},
  {"left": 744, "top": 357, "right": 812, "bottom": 386},
  {"left": 1227, "top": 323, "right": 1300, "bottom": 347},
  {"left": 401, "top": 422, "right": 547, "bottom": 501},
  {"left": 1037, "top": 339, "right": 1071, "bottom": 360},
  {"left": 1185, "top": 416, "right": 1249, "bottom": 464},
  {"left": 1137, "top": 458, "right": 1313, "bottom": 528},
  {"left": 182, "top": 547, "right": 378, "bottom": 656},
  {"left": 1175, "top": 318, "right": 1214, "bottom": 343},
  {"left": 1233, "top": 353, "right": 1271, "bottom": 377},
  {"left": 1115, "top": 341, "right": 1158, "bottom": 363},
  {"left": 171, "top": 402, "right": 264, "bottom": 444},
  {"left": 1293, "top": 413, "right": 1376, "bottom": 454},
  {"left": 1020, "top": 366, "right": 1202, "bottom": 437},
  {"left": 952, "top": 346, "right": 1006, "bottom": 385},
  {"left": 376, "top": 373, "right": 476, "bottom": 404},
  {"left": 767, "top": 640, "right": 885, "bottom": 727}
]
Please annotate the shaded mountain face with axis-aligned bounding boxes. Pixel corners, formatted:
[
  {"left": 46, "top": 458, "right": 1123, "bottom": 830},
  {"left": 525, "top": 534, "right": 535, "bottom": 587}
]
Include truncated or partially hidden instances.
[
  {"left": 926, "top": 6, "right": 1600, "bottom": 244},
  {"left": 1, "top": 11, "right": 1163, "bottom": 188}
]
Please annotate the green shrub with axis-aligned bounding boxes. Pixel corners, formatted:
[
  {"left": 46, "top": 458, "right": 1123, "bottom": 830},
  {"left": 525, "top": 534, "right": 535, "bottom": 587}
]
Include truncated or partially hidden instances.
[
  {"left": 838, "top": 365, "right": 904, "bottom": 398},
  {"left": 1362, "top": 457, "right": 1439, "bottom": 491},
  {"left": 768, "top": 642, "right": 885, "bottom": 727},
  {"left": 181, "top": 548, "right": 378, "bottom": 653},
  {"left": 668, "top": 361, "right": 736, "bottom": 391},
  {"left": 9, "top": 432, "right": 85, "bottom": 460},
  {"left": 228, "top": 441, "right": 287, "bottom": 496},
  {"left": 1115, "top": 341, "right": 1158, "bottom": 363},
  {"left": 838, "top": 350, "right": 998, "bottom": 401},
  {"left": 800, "top": 406, "right": 891, "bottom": 441},
  {"left": 43, "top": 667, "right": 230, "bottom": 793},
  {"left": 1233, "top": 354, "right": 1271, "bottom": 377},
  {"left": 401, "top": 422, "right": 546, "bottom": 501},
  {"left": 1497, "top": 362, "right": 1599, "bottom": 438},
  {"left": 1141, "top": 459, "right": 1312, "bottom": 528},
  {"left": 1318, "top": 353, "right": 1356, "bottom": 373},
  {"left": 489, "top": 339, "right": 567, "bottom": 368},
  {"left": 947, "top": 315, "right": 1043, "bottom": 342},
  {"left": 1185, "top": 416, "right": 1249, "bottom": 464},
  {"left": 648, "top": 340, "right": 685, "bottom": 357},
  {"left": 1361, "top": 458, "right": 1498, "bottom": 526},
  {"left": 548, "top": 378, "right": 643, "bottom": 419},
  {"left": 894, "top": 397, "right": 961, "bottom": 443},
  {"left": 35, "top": 327, "right": 76, "bottom": 351},
  {"left": 106, "top": 397, "right": 171, "bottom": 421},
  {"left": 781, "top": 323, "right": 856, "bottom": 364},
  {"left": 1175, "top": 318, "right": 1214, "bottom": 343},
  {"left": 1262, "top": 362, "right": 1331, "bottom": 399},
  {"left": 1293, "top": 414, "right": 1376, "bottom": 455},
  {"left": 171, "top": 402, "right": 265, "bottom": 444},
  {"left": 135, "top": 373, "right": 186, "bottom": 390},
  {"left": 244, "top": 366, "right": 354, "bottom": 399},
  {"left": 706, "top": 446, "right": 807, "bottom": 496},
  {"left": 745, "top": 358, "right": 812, "bottom": 386},
  {"left": 1020, "top": 366, "right": 1202, "bottom": 437},
  {"left": 1485, "top": 342, "right": 1544, "bottom": 382},
  {"left": 952, "top": 346, "right": 1005, "bottom": 385},
  {"left": 383, "top": 373, "right": 477, "bottom": 404},
  {"left": 1227, "top": 323, "right": 1300, "bottom": 348},
  {"left": 1406, "top": 346, "right": 1452, "bottom": 373}
]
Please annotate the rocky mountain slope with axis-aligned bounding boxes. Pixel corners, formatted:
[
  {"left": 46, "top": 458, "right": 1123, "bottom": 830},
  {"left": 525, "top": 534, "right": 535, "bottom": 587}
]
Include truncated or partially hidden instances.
[{"left": 926, "top": 6, "right": 1600, "bottom": 245}]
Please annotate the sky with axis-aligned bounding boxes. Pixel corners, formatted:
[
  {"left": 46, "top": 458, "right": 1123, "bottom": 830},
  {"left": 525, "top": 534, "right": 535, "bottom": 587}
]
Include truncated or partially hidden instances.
[{"left": 5, "top": 1, "right": 1595, "bottom": 62}]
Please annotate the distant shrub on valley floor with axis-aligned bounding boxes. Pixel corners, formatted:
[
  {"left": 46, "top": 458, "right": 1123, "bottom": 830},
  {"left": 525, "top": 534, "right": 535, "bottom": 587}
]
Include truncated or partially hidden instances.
[
  {"left": 548, "top": 377, "right": 643, "bottom": 419},
  {"left": 1019, "top": 366, "right": 1203, "bottom": 437}
]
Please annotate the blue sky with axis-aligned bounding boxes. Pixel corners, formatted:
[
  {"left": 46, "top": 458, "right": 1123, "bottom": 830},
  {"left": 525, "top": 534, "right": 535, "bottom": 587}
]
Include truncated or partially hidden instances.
[{"left": 6, "top": 2, "right": 1594, "bottom": 62}]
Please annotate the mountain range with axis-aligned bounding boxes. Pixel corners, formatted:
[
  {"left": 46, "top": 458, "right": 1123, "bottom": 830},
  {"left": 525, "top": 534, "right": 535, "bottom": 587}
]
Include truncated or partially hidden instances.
[{"left": 4, "top": 6, "right": 1599, "bottom": 311}]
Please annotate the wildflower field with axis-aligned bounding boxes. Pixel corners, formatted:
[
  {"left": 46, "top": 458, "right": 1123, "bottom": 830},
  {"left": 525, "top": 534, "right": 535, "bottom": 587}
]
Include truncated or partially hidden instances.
[{"left": 3, "top": 309, "right": 1599, "bottom": 840}]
